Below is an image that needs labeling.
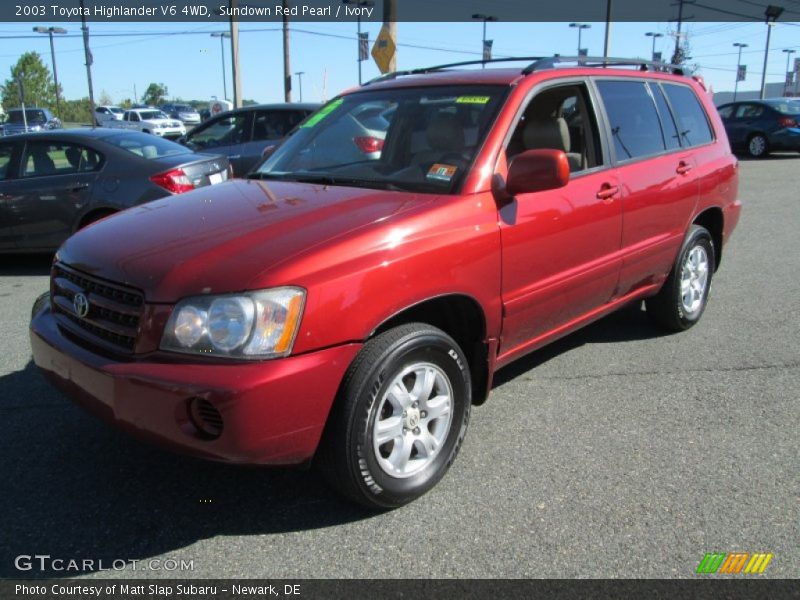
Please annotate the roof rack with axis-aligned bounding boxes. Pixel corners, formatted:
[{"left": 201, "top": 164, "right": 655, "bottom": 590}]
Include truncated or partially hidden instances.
[
  {"left": 362, "top": 55, "right": 685, "bottom": 87},
  {"left": 363, "top": 56, "right": 546, "bottom": 85},
  {"left": 522, "top": 56, "right": 685, "bottom": 76}
]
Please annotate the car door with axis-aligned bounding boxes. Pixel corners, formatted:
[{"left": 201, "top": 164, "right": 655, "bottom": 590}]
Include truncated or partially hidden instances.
[
  {"left": 594, "top": 79, "right": 703, "bottom": 296},
  {"left": 4, "top": 140, "right": 102, "bottom": 250},
  {"left": 184, "top": 111, "right": 251, "bottom": 175},
  {"left": 0, "top": 140, "right": 21, "bottom": 250},
  {"left": 498, "top": 81, "right": 623, "bottom": 353},
  {"left": 730, "top": 103, "right": 765, "bottom": 148}
]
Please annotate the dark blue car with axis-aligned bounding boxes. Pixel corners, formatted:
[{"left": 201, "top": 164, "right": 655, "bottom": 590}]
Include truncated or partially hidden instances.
[{"left": 716, "top": 99, "right": 800, "bottom": 158}]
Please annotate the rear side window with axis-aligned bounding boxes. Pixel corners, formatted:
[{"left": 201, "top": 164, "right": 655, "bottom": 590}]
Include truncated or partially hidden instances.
[
  {"left": 650, "top": 83, "right": 681, "bottom": 151},
  {"left": 596, "top": 80, "right": 665, "bottom": 161},
  {"left": 662, "top": 84, "right": 714, "bottom": 147},
  {"left": 22, "top": 142, "right": 103, "bottom": 177},
  {"left": 735, "top": 103, "right": 764, "bottom": 118}
]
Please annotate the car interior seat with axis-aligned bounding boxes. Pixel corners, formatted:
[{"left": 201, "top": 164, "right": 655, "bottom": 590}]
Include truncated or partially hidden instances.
[{"left": 522, "top": 117, "right": 584, "bottom": 172}]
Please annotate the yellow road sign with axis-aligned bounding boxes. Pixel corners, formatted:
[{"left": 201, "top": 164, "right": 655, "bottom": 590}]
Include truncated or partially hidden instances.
[{"left": 371, "top": 24, "right": 396, "bottom": 74}]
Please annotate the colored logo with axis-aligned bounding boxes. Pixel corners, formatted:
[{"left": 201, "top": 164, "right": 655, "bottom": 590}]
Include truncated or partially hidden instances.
[
  {"left": 696, "top": 552, "right": 774, "bottom": 574},
  {"left": 73, "top": 293, "right": 90, "bottom": 318}
]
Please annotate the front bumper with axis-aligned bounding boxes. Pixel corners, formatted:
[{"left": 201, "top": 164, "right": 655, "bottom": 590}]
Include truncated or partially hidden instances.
[
  {"left": 30, "top": 302, "right": 361, "bottom": 465},
  {"left": 154, "top": 127, "right": 186, "bottom": 139}
]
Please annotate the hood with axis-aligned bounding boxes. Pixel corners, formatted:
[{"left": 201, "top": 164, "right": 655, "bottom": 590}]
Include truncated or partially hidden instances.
[{"left": 58, "top": 179, "right": 424, "bottom": 302}]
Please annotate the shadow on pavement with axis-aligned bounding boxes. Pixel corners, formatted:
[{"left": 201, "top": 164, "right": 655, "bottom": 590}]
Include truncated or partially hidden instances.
[
  {"left": 0, "top": 363, "right": 372, "bottom": 579},
  {"left": 0, "top": 254, "right": 54, "bottom": 277}
]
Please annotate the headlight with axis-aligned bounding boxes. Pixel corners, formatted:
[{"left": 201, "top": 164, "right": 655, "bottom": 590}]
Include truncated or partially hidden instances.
[{"left": 160, "top": 287, "right": 306, "bottom": 359}]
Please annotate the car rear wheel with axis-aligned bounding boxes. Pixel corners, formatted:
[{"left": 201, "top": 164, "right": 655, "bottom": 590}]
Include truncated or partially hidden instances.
[
  {"left": 646, "top": 225, "right": 714, "bottom": 331},
  {"left": 747, "top": 133, "right": 769, "bottom": 158},
  {"left": 317, "top": 323, "right": 471, "bottom": 509}
]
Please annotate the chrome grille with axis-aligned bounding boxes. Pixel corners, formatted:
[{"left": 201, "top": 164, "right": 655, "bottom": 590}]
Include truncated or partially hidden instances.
[{"left": 51, "top": 262, "right": 144, "bottom": 353}]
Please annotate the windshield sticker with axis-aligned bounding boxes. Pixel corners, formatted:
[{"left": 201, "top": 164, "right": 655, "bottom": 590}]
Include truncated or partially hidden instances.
[
  {"left": 455, "top": 96, "right": 491, "bottom": 104},
  {"left": 427, "top": 163, "right": 458, "bottom": 182},
  {"left": 300, "top": 98, "right": 343, "bottom": 128}
]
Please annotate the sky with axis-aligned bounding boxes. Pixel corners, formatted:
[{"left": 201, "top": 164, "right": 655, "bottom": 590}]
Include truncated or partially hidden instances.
[{"left": 1, "top": 19, "right": 799, "bottom": 106}]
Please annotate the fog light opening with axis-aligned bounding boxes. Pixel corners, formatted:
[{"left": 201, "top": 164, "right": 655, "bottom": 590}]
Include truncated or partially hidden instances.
[{"left": 187, "top": 397, "right": 224, "bottom": 439}]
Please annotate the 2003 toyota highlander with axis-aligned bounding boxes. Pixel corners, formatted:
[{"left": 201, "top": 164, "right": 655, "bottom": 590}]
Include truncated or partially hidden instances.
[{"left": 30, "top": 57, "right": 742, "bottom": 509}]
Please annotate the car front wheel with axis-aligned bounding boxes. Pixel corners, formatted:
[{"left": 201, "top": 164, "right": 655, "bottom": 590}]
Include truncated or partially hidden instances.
[{"left": 318, "top": 323, "right": 471, "bottom": 509}]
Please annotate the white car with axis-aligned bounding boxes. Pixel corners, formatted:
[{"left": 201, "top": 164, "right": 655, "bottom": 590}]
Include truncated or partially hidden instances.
[
  {"left": 95, "top": 105, "right": 125, "bottom": 125},
  {"left": 106, "top": 108, "right": 186, "bottom": 139}
]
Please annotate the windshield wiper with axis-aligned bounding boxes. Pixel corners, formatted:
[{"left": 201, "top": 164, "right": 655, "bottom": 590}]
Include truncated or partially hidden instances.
[{"left": 247, "top": 172, "right": 413, "bottom": 192}]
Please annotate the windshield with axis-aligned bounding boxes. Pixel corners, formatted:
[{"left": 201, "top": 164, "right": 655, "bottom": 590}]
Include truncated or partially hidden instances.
[
  {"left": 9, "top": 109, "right": 47, "bottom": 123},
  {"left": 109, "top": 107, "right": 124, "bottom": 114},
  {"left": 100, "top": 132, "right": 191, "bottom": 159},
  {"left": 174, "top": 105, "right": 195, "bottom": 112},
  {"left": 139, "top": 110, "right": 169, "bottom": 120},
  {"left": 765, "top": 100, "right": 800, "bottom": 115},
  {"left": 254, "top": 85, "right": 507, "bottom": 193}
]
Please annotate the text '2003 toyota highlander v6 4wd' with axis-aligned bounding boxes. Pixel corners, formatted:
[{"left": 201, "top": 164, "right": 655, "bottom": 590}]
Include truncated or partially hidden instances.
[{"left": 31, "top": 57, "right": 741, "bottom": 509}]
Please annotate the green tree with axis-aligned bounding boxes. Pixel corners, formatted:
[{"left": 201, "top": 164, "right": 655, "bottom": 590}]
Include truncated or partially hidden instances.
[
  {"left": 142, "top": 82, "right": 168, "bottom": 106},
  {"left": 1, "top": 52, "right": 57, "bottom": 110},
  {"left": 60, "top": 97, "right": 93, "bottom": 124}
]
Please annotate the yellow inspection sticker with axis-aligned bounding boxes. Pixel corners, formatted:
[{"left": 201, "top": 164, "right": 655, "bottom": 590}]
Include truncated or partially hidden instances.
[{"left": 455, "top": 96, "right": 490, "bottom": 104}]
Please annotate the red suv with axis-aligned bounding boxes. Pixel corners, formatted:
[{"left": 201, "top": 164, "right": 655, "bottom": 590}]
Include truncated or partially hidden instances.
[{"left": 30, "top": 57, "right": 741, "bottom": 509}]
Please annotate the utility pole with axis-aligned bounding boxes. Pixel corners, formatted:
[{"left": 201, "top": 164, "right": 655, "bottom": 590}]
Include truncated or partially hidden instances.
[
  {"left": 383, "top": 0, "right": 396, "bottom": 72},
  {"left": 211, "top": 32, "right": 231, "bottom": 101},
  {"left": 228, "top": 1, "right": 242, "bottom": 108},
  {"left": 283, "top": 0, "right": 291, "bottom": 102},
  {"left": 79, "top": 0, "right": 95, "bottom": 127},
  {"left": 761, "top": 5, "right": 784, "bottom": 100},
  {"left": 295, "top": 71, "right": 304, "bottom": 101},
  {"left": 343, "top": 0, "right": 374, "bottom": 85},
  {"left": 33, "top": 27, "right": 66, "bottom": 120},
  {"left": 782, "top": 48, "right": 795, "bottom": 96},
  {"left": 603, "top": 0, "right": 612, "bottom": 58},
  {"left": 671, "top": 0, "right": 694, "bottom": 64},
  {"left": 733, "top": 42, "right": 748, "bottom": 102}
]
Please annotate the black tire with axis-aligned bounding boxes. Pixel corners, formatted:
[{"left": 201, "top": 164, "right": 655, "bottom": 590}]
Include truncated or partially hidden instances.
[
  {"left": 646, "top": 225, "right": 715, "bottom": 332},
  {"left": 317, "top": 323, "right": 471, "bottom": 509},
  {"left": 746, "top": 133, "right": 769, "bottom": 158}
]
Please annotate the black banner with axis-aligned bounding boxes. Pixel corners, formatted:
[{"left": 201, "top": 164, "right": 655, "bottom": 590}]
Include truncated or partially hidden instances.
[{"left": 3, "top": 0, "right": 800, "bottom": 23}]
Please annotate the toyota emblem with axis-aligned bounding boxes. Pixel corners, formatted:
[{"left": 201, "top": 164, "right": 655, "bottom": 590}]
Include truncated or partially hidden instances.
[{"left": 73, "top": 293, "right": 90, "bottom": 318}]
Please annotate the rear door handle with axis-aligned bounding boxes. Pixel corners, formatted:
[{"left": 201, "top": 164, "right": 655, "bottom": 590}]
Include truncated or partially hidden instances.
[
  {"left": 676, "top": 161, "right": 693, "bottom": 175},
  {"left": 596, "top": 184, "right": 619, "bottom": 201},
  {"left": 67, "top": 183, "right": 90, "bottom": 192}
]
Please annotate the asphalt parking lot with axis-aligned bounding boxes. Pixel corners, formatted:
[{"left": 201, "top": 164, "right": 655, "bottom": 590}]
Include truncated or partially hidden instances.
[{"left": 0, "top": 156, "right": 797, "bottom": 580}]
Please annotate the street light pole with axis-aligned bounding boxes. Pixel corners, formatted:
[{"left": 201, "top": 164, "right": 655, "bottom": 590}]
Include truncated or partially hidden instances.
[
  {"left": 343, "top": 0, "right": 374, "bottom": 86},
  {"left": 570, "top": 23, "right": 591, "bottom": 58},
  {"left": 295, "top": 71, "right": 304, "bottom": 102},
  {"left": 645, "top": 32, "right": 664, "bottom": 62},
  {"left": 761, "top": 5, "right": 784, "bottom": 100},
  {"left": 33, "top": 26, "right": 67, "bottom": 119},
  {"left": 733, "top": 42, "right": 748, "bottom": 102},
  {"left": 471, "top": 14, "right": 496, "bottom": 68},
  {"left": 782, "top": 48, "right": 796, "bottom": 96},
  {"left": 210, "top": 32, "right": 231, "bottom": 101}
]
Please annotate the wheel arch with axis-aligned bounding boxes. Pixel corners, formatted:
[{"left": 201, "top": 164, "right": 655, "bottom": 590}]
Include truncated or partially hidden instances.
[
  {"left": 370, "top": 294, "right": 491, "bottom": 405},
  {"left": 74, "top": 206, "right": 118, "bottom": 232},
  {"left": 693, "top": 206, "right": 724, "bottom": 271}
]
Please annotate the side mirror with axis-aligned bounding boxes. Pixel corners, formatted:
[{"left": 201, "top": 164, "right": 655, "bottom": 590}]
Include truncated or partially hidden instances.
[{"left": 505, "top": 149, "right": 570, "bottom": 196}]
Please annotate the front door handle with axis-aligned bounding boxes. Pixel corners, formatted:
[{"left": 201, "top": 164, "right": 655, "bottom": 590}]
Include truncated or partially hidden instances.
[
  {"left": 596, "top": 184, "right": 619, "bottom": 201},
  {"left": 67, "top": 183, "right": 90, "bottom": 192},
  {"left": 676, "top": 161, "right": 693, "bottom": 175}
]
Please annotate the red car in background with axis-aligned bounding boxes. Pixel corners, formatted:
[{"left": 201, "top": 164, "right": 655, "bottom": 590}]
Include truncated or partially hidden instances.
[{"left": 30, "top": 57, "right": 741, "bottom": 509}]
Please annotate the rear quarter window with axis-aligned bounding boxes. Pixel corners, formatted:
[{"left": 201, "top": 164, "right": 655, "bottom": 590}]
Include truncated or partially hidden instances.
[{"left": 662, "top": 84, "right": 714, "bottom": 147}]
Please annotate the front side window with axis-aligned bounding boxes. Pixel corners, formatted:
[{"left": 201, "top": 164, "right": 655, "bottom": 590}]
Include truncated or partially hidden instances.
[
  {"left": 22, "top": 142, "right": 102, "bottom": 177},
  {"left": 662, "top": 83, "right": 714, "bottom": 147},
  {"left": 596, "top": 80, "right": 665, "bottom": 161},
  {"left": 252, "top": 110, "right": 305, "bottom": 141},
  {"left": 506, "top": 83, "right": 603, "bottom": 172},
  {"left": 255, "top": 86, "right": 506, "bottom": 194},
  {"left": 186, "top": 114, "right": 249, "bottom": 149},
  {"left": 717, "top": 105, "right": 735, "bottom": 120}
]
